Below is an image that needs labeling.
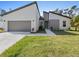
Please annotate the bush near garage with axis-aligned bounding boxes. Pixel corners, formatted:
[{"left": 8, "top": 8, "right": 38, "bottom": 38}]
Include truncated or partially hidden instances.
[{"left": 0, "top": 28, "right": 4, "bottom": 33}]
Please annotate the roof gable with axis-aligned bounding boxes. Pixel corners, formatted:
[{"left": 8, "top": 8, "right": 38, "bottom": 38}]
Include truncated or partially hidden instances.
[{"left": 0, "top": 1, "right": 40, "bottom": 16}]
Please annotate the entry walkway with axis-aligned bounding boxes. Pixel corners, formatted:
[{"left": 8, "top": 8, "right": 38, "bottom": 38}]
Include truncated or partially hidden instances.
[{"left": 45, "top": 29, "right": 56, "bottom": 36}]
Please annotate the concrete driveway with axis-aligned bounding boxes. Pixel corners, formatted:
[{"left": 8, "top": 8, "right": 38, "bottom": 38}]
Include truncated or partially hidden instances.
[{"left": 0, "top": 32, "right": 26, "bottom": 54}]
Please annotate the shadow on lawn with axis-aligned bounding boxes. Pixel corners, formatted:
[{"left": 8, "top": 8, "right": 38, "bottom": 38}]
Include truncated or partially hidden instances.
[{"left": 53, "top": 30, "right": 79, "bottom": 35}]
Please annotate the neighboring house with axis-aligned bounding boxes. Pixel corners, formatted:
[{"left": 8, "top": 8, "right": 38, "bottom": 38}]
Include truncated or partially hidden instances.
[
  {"left": 0, "top": 1, "right": 40, "bottom": 32},
  {"left": 43, "top": 11, "right": 71, "bottom": 30}
]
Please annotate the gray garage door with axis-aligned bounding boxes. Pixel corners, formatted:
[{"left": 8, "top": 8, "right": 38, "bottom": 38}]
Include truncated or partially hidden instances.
[
  {"left": 8, "top": 21, "right": 31, "bottom": 32},
  {"left": 49, "top": 20, "right": 59, "bottom": 30}
]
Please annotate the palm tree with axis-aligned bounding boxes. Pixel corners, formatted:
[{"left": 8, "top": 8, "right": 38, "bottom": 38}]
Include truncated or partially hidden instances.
[
  {"left": 53, "top": 8, "right": 59, "bottom": 13},
  {"left": 71, "top": 5, "right": 77, "bottom": 10},
  {"left": 74, "top": 8, "right": 79, "bottom": 15},
  {"left": 58, "top": 10, "right": 63, "bottom": 14},
  {"left": 63, "top": 5, "right": 77, "bottom": 17},
  {"left": 63, "top": 8, "right": 69, "bottom": 16},
  {"left": 68, "top": 5, "right": 77, "bottom": 17}
]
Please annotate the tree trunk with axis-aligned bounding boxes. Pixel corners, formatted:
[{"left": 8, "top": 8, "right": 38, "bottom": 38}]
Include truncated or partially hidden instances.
[{"left": 75, "top": 27, "right": 77, "bottom": 31}]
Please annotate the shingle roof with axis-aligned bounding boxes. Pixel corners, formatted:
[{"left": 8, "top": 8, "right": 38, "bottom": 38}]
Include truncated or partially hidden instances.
[
  {"left": 49, "top": 11, "right": 71, "bottom": 19},
  {"left": 0, "top": 1, "right": 40, "bottom": 16}
]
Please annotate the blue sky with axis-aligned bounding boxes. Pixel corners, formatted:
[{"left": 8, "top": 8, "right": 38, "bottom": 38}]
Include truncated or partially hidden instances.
[{"left": 0, "top": 1, "right": 79, "bottom": 15}]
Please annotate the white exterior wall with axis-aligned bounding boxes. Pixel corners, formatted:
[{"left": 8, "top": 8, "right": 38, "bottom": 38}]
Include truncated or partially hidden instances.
[
  {"left": 49, "top": 13, "right": 71, "bottom": 30},
  {"left": 2, "top": 4, "right": 39, "bottom": 32},
  {"left": 35, "top": 4, "right": 40, "bottom": 32},
  {"left": 0, "top": 16, "right": 6, "bottom": 30}
]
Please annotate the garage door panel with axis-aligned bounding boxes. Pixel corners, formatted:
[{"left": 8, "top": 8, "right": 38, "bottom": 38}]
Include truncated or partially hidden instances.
[{"left": 8, "top": 21, "right": 31, "bottom": 32}]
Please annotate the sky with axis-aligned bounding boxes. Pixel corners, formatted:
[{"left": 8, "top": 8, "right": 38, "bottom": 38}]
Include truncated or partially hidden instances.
[{"left": 0, "top": 1, "right": 79, "bottom": 15}]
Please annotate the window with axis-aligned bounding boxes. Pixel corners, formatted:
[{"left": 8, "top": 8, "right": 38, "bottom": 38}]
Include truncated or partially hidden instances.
[
  {"left": 32, "top": 28, "right": 34, "bottom": 31},
  {"left": 63, "top": 21, "right": 66, "bottom": 27}
]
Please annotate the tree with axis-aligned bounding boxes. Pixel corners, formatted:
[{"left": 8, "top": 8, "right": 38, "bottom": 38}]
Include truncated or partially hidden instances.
[
  {"left": 53, "top": 9, "right": 63, "bottom": 15},
  {"left": 71, "top": 5, "right": 77, "bottom": 10},
  {"left": 63, "top": 5, "right": 77, "bottom": 17},
  {"left": 72, "top": 15, "right": 79, "bottom": 31},
  {"left": 74, "top": 8, "right": 79, "bottom": 15},
  {"left": 58, "top": 10, "right": 63, "bottom": 14},
  {"left": 68, "top": 10, "right": 73, "bottom": 17},
  {"left": 68, "top": 5, "right": 77, "bottom": 17},
  {"left": 53, "top": 8, "right": 59, "bottom": 13},
  {"left": 63, "top": 8, "right": 69, "bottom": 15}
]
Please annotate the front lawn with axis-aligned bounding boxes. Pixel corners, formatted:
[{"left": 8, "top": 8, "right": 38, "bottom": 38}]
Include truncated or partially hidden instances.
[{"left": 1, "top": 31, "right": 79, "bottom": 57}]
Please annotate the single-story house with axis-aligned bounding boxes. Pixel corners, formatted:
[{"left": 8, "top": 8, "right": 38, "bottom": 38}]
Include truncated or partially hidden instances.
[
  {"left": 0, "top": 1, "right": 40, "bottom": 32},
  {"left": 43, "top": 11, "right": 71, "bottom": 30}
]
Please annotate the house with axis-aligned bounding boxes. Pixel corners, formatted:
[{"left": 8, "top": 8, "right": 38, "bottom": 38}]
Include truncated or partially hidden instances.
[
  {"left": 43, "top": 11, "right": 71, "bottom": 30},
  {"left": 0, "top": 1, "right": 40, "bottom": 32}
]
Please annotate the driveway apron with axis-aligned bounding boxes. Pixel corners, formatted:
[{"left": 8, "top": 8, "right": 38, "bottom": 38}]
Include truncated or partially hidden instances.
[{"left": 0, "top": 32, "right": 25, "bottom": 54}]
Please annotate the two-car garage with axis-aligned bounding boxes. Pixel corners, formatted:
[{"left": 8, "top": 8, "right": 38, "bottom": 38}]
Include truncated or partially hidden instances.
[
  {"left": 1, "top": 2, "right": 40, "bottom": 32},
  {"left": 8, "top": 21, "right": 31, "bottom": 32}
]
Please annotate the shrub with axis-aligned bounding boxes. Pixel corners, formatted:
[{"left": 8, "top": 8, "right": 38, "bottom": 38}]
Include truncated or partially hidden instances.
[
  {"left": 0, "top": 28, "right": 4, "bottom": 33},
  {"left": 39, "top": 26, "right": 44, "bottom": 30}
]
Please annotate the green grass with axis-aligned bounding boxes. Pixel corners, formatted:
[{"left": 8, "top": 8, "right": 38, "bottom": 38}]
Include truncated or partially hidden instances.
[{"left": 1, "top": 31, "right": 79, "bottom": 57}]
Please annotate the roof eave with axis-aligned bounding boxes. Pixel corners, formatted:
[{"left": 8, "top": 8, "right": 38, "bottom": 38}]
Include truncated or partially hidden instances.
[{"left": 49, "top": 11, "right": 71, "bottom": 19}]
